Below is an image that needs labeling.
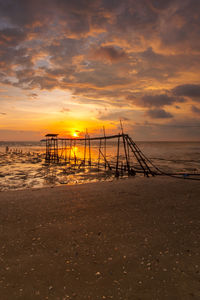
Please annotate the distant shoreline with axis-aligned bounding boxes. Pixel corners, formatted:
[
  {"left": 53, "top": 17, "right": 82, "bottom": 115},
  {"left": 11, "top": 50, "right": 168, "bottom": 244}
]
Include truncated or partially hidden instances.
[{"left": 1, "top": 140, "right": 200, "bottom": 143}]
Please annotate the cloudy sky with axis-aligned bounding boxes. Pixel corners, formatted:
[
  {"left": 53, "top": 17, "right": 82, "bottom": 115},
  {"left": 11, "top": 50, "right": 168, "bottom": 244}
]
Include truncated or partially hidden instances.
[{"left": 0, "top": 0, "right": 200, "bottom": 140}]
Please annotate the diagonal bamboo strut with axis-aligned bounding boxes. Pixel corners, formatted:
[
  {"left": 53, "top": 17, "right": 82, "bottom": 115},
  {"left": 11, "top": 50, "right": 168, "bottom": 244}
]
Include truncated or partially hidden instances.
[
  {"left": 126, "top": 135, "right": 154, "bottom": 176},
  {"left": 99, "top": 149, "right": 112, "bottom": 170}
]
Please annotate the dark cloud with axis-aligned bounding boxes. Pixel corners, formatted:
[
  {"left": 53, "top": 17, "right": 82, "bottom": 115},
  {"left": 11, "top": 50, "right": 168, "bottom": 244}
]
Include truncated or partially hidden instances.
[
  {"left": 91, "top": 46, "right": 128, "bottom": 63},
  {"left": 191, "top": 105, "right": 200, "bottom": 114},
  {"left": 0, "top": 28, "right": 26, "bottom": 47},
  {"left": 172, "top": 84, "right": 200, "bottom": 99},
  {"left": 142, "top": 94, "right": 177, "bottom": 107},
  {"left": 0, "top": 0, "right": 199, "bottom": 48},
  {"left": 149, "top": 0, "right": 174, "bottom": 10},
  {"left": 0, "top": 112, "right": 6, "bottom": 115},
  {"left": 127, "top": 94, "right": 185, "bottom": 108},
  {"left": 134, "top": 47, "right": 200, "bottom": 83},
  {"left": 0, "top": 0, "right": 99, "bottom": 35},
  {"left": 46, "top": 38, "right": 84, "bottom": 66},
  {"left": 0, "top": 0, "right": 40, "bottom": 27},
  {"left": 0, "top": 46, "right": 33, "bottom": 80},
  {"left": 158, "top": 0, "right": 200, "bottom": 51},
  {"left": 116, "top": 1, "right": 157, "bottom": 32},
  {"left": 44, "top": 68, "right": 70, "bottom": 78},
  {"left": 101, "top": 0, "right": 122, "bottom": 11},
  {"left": 52, "top": 0, "right": 99, "bottom": 14},
  {"left": 69, "top": 64, "right": 132, "bottom": 88},
  {"left": 146, "top": 109, "right": 173, "bottom": 119}
]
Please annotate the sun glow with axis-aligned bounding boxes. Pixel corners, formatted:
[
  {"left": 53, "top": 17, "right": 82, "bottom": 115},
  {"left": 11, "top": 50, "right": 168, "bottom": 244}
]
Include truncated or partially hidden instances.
[{"left": 72, "top": 132, "right": 78, "bottom": 138}]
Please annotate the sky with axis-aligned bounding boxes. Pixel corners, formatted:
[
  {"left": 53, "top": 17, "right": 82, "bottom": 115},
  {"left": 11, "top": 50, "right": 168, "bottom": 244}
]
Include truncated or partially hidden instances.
[{"left": 0, "top": 0, "right": 200, "bottom": 141}]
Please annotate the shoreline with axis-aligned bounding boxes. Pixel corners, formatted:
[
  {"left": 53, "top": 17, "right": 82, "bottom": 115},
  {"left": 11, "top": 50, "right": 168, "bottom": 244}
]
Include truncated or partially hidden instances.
[
  {"left": 0, "top": 172, "right": 199, "bottom": 194},
  {"left": 0, "top": 176, "right": 199, "bottom": 299}
]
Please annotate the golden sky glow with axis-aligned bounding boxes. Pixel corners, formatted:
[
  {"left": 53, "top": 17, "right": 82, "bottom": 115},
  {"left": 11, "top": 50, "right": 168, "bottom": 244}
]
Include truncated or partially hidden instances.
[{"left": 0, "top": 0, "right": 200, "bottom": 141}]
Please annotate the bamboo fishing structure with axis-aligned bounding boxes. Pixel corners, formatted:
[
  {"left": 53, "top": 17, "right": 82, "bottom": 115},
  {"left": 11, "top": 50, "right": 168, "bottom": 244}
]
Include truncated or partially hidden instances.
[{"left": 44, "top": 132, "right": 156, "bottom": 177}]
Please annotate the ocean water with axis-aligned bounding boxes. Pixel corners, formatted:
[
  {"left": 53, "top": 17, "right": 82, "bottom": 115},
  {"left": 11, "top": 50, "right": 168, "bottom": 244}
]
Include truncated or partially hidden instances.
[{"left": 0, "top": 140, "right": 199, "bottom": 191}]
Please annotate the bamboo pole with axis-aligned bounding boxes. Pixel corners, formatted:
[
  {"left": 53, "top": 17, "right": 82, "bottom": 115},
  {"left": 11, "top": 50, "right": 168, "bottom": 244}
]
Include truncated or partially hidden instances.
[
  {"left": 64, "top": 140, "right": 67, "bottom": 162},
  {"left": 98, "top": 139, "right": 102, "bottom": 170},
  {"left": 115, "top": 134, "right": 120, "bottom": 177},
  {"left": 57, "top": 133, "right": 127, "bottom": 141},
  {"left": 103, "top": 126, "right": 106, "bottom": 169},
  {"left": 84, "top": 134, "right": 87, "bottom": 166},
  {"left": 69, "top": 139, "right": 72, "bottom": 166},
  {"left": 99, "top": 149, "right": 112, "bottom": 170},
  {"left": 88, "top": 137, "right": 91, "bottom": 166},
  {"left": 73, "top": 140, "right": 77, "bottom": 168},
  {"left": 123, "top": 135, "right": 130, "bottom": 174}
]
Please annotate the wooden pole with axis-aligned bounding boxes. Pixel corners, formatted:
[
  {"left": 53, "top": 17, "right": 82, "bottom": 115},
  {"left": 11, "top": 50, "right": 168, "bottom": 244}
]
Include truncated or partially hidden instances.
[
  {"left": 98, "top": 139, "right": 102, "bottom": 170},
  {"left": 83, "top": 128, "right": 88, "bottom": 165},
  {"left": 69, "top": 139, "right": 72, "bottom": 166},
  {"left": 88, "top": 136, "right": 91, "bottom": 166},
  {"left": 45, "top": 137, "right": 48, "bottom": 161},
  {"left": 53, "top": 138, "right": 55, "bottom": 162},
  {"left": 73, "top": 140, "right": 77, "bottom": 167},
  {"left": 123, "top": 134, "right": 130, "bottom": 174},
  {"left": 103, "top": 126, "right": 106, "bottom": 169},
  {"left": 99, "top": 149, "right": 112, "bottom": 170},
  {"left": 115, "top": 134, "right": 120, "bottom": 177},
  {"left": 64, "top": 140, "right": 67, "bottom": 162}
]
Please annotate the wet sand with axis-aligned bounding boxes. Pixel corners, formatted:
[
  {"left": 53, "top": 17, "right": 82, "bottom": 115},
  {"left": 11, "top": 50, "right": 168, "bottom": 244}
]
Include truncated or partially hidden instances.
[{"left": 0, "top": 177, "right": 199, "bottom": 300}]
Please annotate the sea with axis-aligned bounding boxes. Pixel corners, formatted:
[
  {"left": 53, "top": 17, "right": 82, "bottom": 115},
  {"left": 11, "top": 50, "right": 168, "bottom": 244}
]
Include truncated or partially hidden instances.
[{"left": 0, "top": 141, "right": 199, "bottom": 191}]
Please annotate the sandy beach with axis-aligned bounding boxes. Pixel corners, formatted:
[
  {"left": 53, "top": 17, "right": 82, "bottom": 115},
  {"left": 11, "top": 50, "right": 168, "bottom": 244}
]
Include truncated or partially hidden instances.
[{"left": 0, "top": 177, "right": 199, "bottom": 300}]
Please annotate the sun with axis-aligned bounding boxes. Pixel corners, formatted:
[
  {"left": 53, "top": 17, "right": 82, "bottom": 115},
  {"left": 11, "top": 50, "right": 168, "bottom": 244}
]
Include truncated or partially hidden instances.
[
  {"left": 72, "top": 132, "right": 78, "bottom": 138},
  {"left": 71, "top": 129, "right": 81, "bottom": 138}
]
